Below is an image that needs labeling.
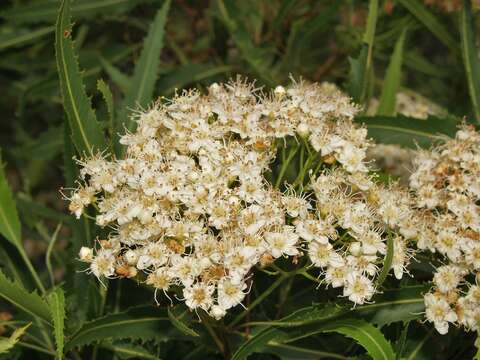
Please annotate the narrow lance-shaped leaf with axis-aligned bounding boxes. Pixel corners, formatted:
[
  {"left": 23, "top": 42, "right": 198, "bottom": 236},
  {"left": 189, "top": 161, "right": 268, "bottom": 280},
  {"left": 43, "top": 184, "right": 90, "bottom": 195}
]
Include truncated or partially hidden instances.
[
  {"left": 97, "top": 79, "right": 115, "bottom": 149},
  {"left": 55, "top": 0, "right": 107, "bottom": 156},
  {"left": 233, "top": 285, "right": 427, "bottom": 359},
  {"left": 0, "top": 270, "right": 51, "bottom": 323},
  {"left": 347, "top": 0, "right": 378, "bottom": 104},
  {"left": 377, "top": 29, "right": 407, "bottom": 116},
  {"left": 0, "top": 151, "right": 21, "bottom": 249},
  {"left": 0, "top": 323, "right": 31, "bottom": 354},
  {"left": 357, "top": 115, "right": 459, "bottom": 148},
  {"left": 0, "top": 153, "right": 44, "bottom": 292},
  {"left": 120, "top": 0, "right": 171, "bottom": 135},
  {"left": 397, "top": 0, "right": 459, "bottom": 55},
  {"left": 320, "top": 319, "right": 395, "bottom": 360},
  {"left": 0, "top": 26, "right": 53, "bottom": 51},
  {"left": 47, "top": 288, "right": 66, "bottom": 359},
  {"left": 460, "top": 0, "right": 480, "bottom": 124},
  {"left": 65, "top": 306, "right": 172, "bottom": 350}
]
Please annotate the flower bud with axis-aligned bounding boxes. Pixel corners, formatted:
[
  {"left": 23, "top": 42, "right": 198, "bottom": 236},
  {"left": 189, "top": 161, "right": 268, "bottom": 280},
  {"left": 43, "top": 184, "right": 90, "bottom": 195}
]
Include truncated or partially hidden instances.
[
  {"left": 274, "top": 85, "right": 286, "bottom": 99},
  {"left": 79, "top": 247, "right": 93, "bottom": 262},
  {"left": 349, "top": 242, "right": 362, "bottom": 256},
  {"left": 124, "top": 249, "right": 139, "bottom": 265}
]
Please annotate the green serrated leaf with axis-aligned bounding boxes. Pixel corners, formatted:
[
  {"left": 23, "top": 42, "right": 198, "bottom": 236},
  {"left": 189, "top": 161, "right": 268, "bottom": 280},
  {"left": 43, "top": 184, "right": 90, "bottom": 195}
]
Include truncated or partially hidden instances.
[
  {"left": 357, "top": 114, "right": 459, "bottom": 148},
  {"left": 120, "top": 0, "right": 171, "bottom": 135},
  {"left": 167, "top": 306, "right": 199, "bottom": 337},
  {"left": 0, "top": 26, "right": 54, "bottom": 51},
  {"left": 1, "top": 0, "right": 145, "bottom": 24},
  {"left": 397, "top": 0, "right": 459, "bottom": 55},
  {"left": 97, "top": 79, "right": 114, "bottom": 124},
  {"left": 0, "top": 270, "right": 51, "bottom": 323},
  {"left": 320, "top": 319, "right": 395, "bottom": 360},
  {"left": 47, "top": 288, "right": 65, "bottom": 359},
  {"left": 0, "top": 152, "right": 21, "bottom": 249},
  {"left": 377, "top": 29, "right": 407, "bottom": 116},
  {"left": 232, "top": 327, "right": 288, "bottom": 360},
  {"left": 55, "top": 0, "right": 107, "bottom": 156},
  {"left": 0, "top": 323, "right": 31, "bottom": 354},
  {"left": 460, "top": 0, "right": 480, "bottom": 124},
  {"left": 97, "top": 79, "right": 115, "bottom": 142},
  {"left": 65, "top": 306, "right": 171, "bottom": 350}
]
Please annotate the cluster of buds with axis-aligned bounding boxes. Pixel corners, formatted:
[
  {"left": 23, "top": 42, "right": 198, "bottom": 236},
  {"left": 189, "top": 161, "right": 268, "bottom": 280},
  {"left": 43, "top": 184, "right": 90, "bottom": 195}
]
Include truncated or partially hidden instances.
[
  {"left": 68, "top": 78, "right": 415, "bottom": 318},
  {"left": 409, "top": 124, "right": 480, "bottom": 334}
]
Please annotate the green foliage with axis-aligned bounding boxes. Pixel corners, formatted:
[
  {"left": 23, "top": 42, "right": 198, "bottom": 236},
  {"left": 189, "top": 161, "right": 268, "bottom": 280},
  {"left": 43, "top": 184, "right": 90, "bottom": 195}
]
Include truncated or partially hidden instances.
[
  {"left": 120, "top": 0, "right": 171, "bottom": 135},
  {"left": 47, "top": 287, "right": 66, "bottom": 359},
  {"left": 357, "top": 115, "right": 459, "bottom": 148},
  {"left": 1, "top": 0, "right": 144, "bottom": 24},
  {"left": 55, "top": 0, "right": 107, "bottom": 156},
  {"left": 375, "top": 232, "right": 394, "bottom": 287},
  {"left": 377, "top": 29, "right": 407, "bottom": 116},
  {"left": 397, "top": 0, "right": 459, "bottom": 54},
  {"left": 460, "top": 0, "right": 480, "bottom": 123},
  {"left": 348, "top": 0, "right": 378, "bottom": 105},
  {"left": 0, "top": 270, "right": 51, "bottom": 323},
  {"left": 320, "top": 319, "right": 395, "bottom": 360},
  {"left": 167, "top": 306, "right": 199, "bottom": 338},
  {"left": 65, "top": 306, "right": 171, "bottom": 350},
  {"left": 0, "top": 323, "right": 31, "bottom": 354},
  {"left": 0, "top": 152, "right": 21, "bottom": 249}
]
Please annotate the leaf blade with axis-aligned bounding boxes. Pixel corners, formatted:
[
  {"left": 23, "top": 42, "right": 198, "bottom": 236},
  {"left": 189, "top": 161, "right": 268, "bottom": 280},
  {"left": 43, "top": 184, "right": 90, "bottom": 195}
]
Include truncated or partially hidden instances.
[
  {"left": 377, "top": 29, "right": 407, "bottom": 116},
  {"left": 120, "top": 0, "right": 171, "bottom": 134},
  {"left": 460, "top": 0, "right": 480, "bottom": 123},
  {"left": 0, "top": 152, "right": 22, "bottom": 249},
  {"left": 357, "top": 114, "right": 458, "bottom": 148},
  {"left": 397, "top": 0, "right": 459, "bottom": 55},
  {"left": 0, "top": 270, "right": 51, "bottom": 323},
  {"left": 0, "top": 323, "right": 31, "bottom": 354},
  {"left": 320, "top": 319, "right": 395, "bottom": 360},
  {"left": 47, "top": 288, "right": 66, "bottom": 359},
  {"left": 55, "top": 0, "right": 107, "bottom": 156},
  {"left": 65, "top": 306, "right": 171, "bottom": 350}
]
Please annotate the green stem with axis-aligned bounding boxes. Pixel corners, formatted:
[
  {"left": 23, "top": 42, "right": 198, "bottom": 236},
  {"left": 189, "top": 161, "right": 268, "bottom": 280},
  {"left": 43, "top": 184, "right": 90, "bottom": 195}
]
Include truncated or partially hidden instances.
[
  {"left": 201, "top": 314, "right": 225, "bottom": 355},
  {"left": 18, "top": 341, "right": 55, "bottom": 356},
  {"left": 376, "top": 231, "right": 394, "bottom": 288},
  {"left": 275, "top": 146, "right": 298, "bottom": 188},
  {"left": 229, "top": 274, "right": 287, "bottom": 328},
  {"left": 18, "top": 248, "right": 45, "bottom": 294},
  {"left": 299, "top": 271, "right": 322, "bottom": 284}
]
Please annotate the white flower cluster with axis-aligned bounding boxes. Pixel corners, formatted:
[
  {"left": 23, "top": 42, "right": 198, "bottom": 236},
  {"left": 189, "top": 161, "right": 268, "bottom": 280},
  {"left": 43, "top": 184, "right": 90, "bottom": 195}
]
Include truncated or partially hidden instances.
[
  {"left": 303, "top": 169, "right": 415, "bottom": 305},
  {"left": 68, "top": 78, "right": 413, "bottom": 318},
  {"left": 409, "top": 124, "right": 480, "bottom": 334}
]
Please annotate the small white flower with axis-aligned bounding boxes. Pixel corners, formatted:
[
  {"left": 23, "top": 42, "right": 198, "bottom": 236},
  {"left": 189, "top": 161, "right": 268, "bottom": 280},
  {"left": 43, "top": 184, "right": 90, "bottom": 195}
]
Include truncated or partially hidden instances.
[
  {"left": 343, "top": 272, "right": 374, "bottom": 305},
  {"left": 425, "top": 293, "right": 457, "bottom": 335},
  {"left": 265, "top": 227, "right": 299, "bottom": 258}
]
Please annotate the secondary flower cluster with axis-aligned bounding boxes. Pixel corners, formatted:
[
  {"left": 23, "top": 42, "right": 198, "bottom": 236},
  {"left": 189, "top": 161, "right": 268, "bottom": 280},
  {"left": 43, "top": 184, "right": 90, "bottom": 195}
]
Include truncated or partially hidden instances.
[
  {"left": 410, "top": 124, "right": 480, "bottom": 334},
  {"left": 304, "top": 168, "right": 415, "bottom": 305},
  {"left": 68, "top": 78, "right": 413, "bottom": 318}
]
